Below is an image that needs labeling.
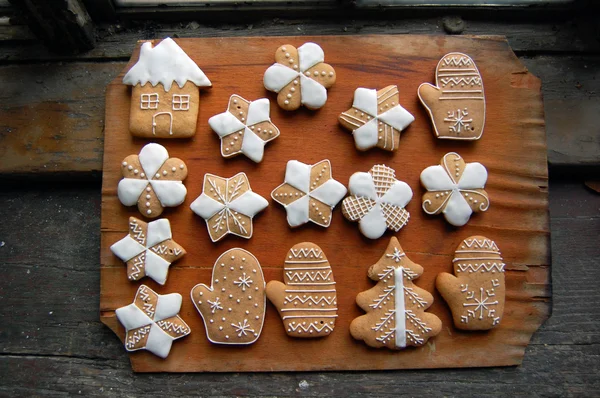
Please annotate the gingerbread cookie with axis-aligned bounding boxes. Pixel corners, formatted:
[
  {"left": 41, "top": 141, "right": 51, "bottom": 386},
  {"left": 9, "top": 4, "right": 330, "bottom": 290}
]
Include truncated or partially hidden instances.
[
  {"left": 118, "top": 143, "right": 188, "bottom": 218},
  {"left": 420, "top": 152, "right": 489, "bottom": 227},
  {"left": 115, "top": 284, "right": 191, "bottom": 358},
  {"left": 342, "top": 164, "right": 412, "bottom": 239},
  {"left": 263, "top": 42, "right": 336, "bottom": 110},
  {"left": 266, "top": 243, "right": 337, "bottom": 338},
  {"left": 436, "top": 236, "right": 505, "bottom": 330},
  {"left": 418, "top": 52, "right": 485, "bottom": 140},
  {"left": 339, "top": 86, "right": 415, "bottom": 151},
  {"left": 191, "top": 248, "right": 266, "bottom": 345},
  {"left": 110, "top": 217, "right": 185, "bottom": 285},
  {"left": 190, "top": 172, "right": 268, "bottom": 242},
  {"left": 123, "top": 37, "right": 211, "bottom": 138},
  {"left": 350, "top": 237, "right": 441, "bottom": 349},
  {"left": 208, "top": 95, "right": 280, "bottom": 163},
  {"left": 271, "top": 160, "right": 347, "bottom": 228}
]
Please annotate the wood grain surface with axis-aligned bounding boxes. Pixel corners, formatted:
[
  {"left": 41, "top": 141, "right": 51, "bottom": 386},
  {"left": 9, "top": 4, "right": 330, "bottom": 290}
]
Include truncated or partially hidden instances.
[{"left": 100, "top": 35, "right": 550, "bottom": 372}]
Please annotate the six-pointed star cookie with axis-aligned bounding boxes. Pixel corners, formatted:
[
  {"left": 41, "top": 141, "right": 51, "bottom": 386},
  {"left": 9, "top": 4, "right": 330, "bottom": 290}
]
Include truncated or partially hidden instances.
[
  {"left": 209, "top": 95, "right": 280, "bottom": 163},
  {"left": 190, "top": 172, "right": 268, "bottom": 242},
  {"left": 271, "top": 160, "right": 347, "bottom": 228},
  {"left": 115, "top": 285, "right": 191, "bottom": 359}
]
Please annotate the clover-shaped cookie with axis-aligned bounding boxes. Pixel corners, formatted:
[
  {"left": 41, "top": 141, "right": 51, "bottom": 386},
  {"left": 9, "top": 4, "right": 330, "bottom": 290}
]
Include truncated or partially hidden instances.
[
  {"left": 263, "top": 42, "right": 336, "bottom": 111},
  {"left": 118, "top": 143, "right": 188, "bottom": 218}
]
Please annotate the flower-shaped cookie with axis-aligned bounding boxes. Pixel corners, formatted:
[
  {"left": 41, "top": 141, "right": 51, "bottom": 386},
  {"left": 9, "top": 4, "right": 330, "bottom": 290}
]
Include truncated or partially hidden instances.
[
  {"left": 263, "top": 42, "right": 336, "bottom": 111},
  {"left": 339, "top": 86, "right": 415, "bottom": 151},
  {"left": 118, "top": 143, "right": 187, "bottom": 218},
  {"left": 208, "top": 95, "right": 280, "bottom": 163},
  {"left": 110, "top": 217, "right": 185, "bottom": 285},
  {"left": 115, "top": 285, "right": 191, "bottom": 359},
  {"left": 420, "top": 152, "right": 489, "bottom": 226},
  {"left": 190, "top": 172, "right": 268, "bottom": 242},
  {"left": 342, "top": 165, "right": 412, "bottom": 239},
  {"left": 271, "top": 160, "right": 347, "bottom": 228}
]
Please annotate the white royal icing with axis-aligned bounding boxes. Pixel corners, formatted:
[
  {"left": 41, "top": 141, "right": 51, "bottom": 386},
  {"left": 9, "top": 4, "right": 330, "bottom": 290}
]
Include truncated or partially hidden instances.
[
  {"left": 123, "top": 37, "right": 211, "bottom": 91},
  {"left": 394, "top": 266, "right": 407, "bottom": 348},
  {"left": 263, "top": 42, "right": 331, "bottom": 109}
]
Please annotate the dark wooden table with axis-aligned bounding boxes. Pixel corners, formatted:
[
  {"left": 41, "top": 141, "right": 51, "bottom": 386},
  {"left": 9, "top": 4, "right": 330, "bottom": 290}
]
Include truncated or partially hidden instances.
[{"left": 1, "top": 12, "right": 599, "bottom": 396}]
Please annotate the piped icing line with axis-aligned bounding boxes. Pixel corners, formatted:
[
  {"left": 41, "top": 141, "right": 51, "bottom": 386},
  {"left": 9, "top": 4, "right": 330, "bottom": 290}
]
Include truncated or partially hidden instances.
[{"left": 394, "top": 266, "right": 407, "bottom": 348}]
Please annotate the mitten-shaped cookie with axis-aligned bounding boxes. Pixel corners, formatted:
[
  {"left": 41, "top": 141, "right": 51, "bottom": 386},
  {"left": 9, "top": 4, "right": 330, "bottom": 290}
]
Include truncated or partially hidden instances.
[
  {"left": 350, "top": 237, "right": 441, "bottom": 349},
  {"left": 418, "top": 52, "right": 485, "bottom": 140},
  {"left": 191, "top": 248, "right": 266, "bottom": 344},
  {"left": 436, "top": 236, "right": 505, "bottom": 330},
  {"left": 266, "top": 243, "right": 337, "bottom": 338}
]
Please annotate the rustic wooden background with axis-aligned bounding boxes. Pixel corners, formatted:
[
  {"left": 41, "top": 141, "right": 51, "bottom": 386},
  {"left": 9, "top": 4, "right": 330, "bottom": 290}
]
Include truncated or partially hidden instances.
[{"left": 1, "top": 8, "right": 599, "bottom": 395}]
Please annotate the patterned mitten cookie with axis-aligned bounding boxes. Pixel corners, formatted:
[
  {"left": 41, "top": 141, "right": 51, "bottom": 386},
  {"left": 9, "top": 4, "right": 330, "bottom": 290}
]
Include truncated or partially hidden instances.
[
  {"left": 191, "top": 248, "right": 266, "bottom": 345},
  {"left": 436, "top": 236, "right": 505, "bottom": 330},
  {"left": 266, "top": 243, "right": 337, "bottom": 338}
]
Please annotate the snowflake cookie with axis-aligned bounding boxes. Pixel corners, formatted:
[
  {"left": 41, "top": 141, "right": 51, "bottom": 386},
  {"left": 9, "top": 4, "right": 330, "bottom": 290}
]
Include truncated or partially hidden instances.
[
  {"left": 110, "top": 217, "right": 185, "bottom": 285},
  {"left": 266, "top": 242, "right": 337, "bottom": 338},
  {"left": 420, "top": 152, "right": 489, "bottom": 227},
  {"left": 118, "top": 143, "right": 188, "bottom": 218},
  {"left": 418, "top": 52, "right": 485, "bottom": 140},
  {"left": 263, "top": 42, "right": 336, "bottom": 111},
  {"left": 190, "top": 172, "right": 268, "bottom": 242},
  {"left": 350, "top": 237, "right": 442, "bottom": 349},
  {"left": 339, "top": 86, "right": 415, "bottom": 151},
  {"left": 342, "top": 164, "right": 412, "bottom": 239},
  {"left": 271, "top": 160, "right": 347, "bottom": 228},
  {"left": 191, "top": 248, "right": 266, "bottom": 345},
  {"left": 436, "top": 236, "right": 505, "bottom": 330},
  {"left": 115, "top": 285, "right": 191, "bottom": 358},
  {"left": 208, "top": 95, "right": 280, "bottom": 163}
]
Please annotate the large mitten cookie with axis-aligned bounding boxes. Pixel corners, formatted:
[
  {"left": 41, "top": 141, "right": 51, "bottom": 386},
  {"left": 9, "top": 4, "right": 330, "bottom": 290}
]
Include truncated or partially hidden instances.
[
  {"left": 191, "top": 248, "right": 266, "bottom": 345},
  {"left": 266, "top": 243, "right": 337, "bottom": 338},
  {"left": 350, "top": 237, "right": 441, "bottom": 349},
  {"left": 418, "top": 52, "right": 485, "bottom": 140},
  {"left": 436, "top": 236, "right": 505, "bottom": 330}
]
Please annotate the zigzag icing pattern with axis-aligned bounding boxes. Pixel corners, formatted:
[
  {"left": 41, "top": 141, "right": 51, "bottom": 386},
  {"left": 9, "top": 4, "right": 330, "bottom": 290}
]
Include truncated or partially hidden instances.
[
  {"left": 440, "top": 77, "right": 481, "bottom": 86},
  {"left": 126, "top": 325, "right": 151, "bottom": 348},
  {"left": 456, "top": 262, "right": 505, "bottom": 273},
  {"left": 285, "top": 270, "right": 332, "bottom": 282},
  {"left": 287, "top": 322, "right": 334, "bottom": 334},
  {"left": 130, "top": 219, "right": 145, "bottom": 245},
  {"left": 462, "top": 238, "right": 500, "bottom": 252},
  {"left": 157, "top": 320, "right": 189, "bottom": 335},
  {"left": 284, "top": 295, "right": 337, "bottom": 305},
  {"left": 290, "top": 248, "right": 322, "bottom": 258},
  {"left": 443, "top": 56, "right": 472, "bottom": 67}
]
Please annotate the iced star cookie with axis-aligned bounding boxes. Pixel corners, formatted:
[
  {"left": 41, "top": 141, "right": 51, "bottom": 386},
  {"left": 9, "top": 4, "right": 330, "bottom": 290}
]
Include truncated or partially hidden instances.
[
  {"left": 191, "top": 248, "right": 266, "bottom": 345},
  {"left": 110, "top": 217, "right": 185, "bottom": 285},
  {"left": 339, "top": 86, "right": 415, "bottom": 151},
  {"left": 266, "top": 243, "right": 337, "bottom": 338},
  {"left": 350, "top": 237, "right": 442, "bottom": 349},
  {"left": 115, "top": 285, "right": 191, "bottom": 358},
  {"left": 342, "top": 165, "right": 412, "bottom": 239},
  {"left": 190, "top": 172, "right": 268, "bottom": 242},
  {"left": 420, "top": 152, "right": 489, "bottom": 226},
  {"left": 436, "top": 236, "right": 505, "bottom": 330},
  {"left": 418, "top": 52, "right": 485, "bottom": 140},
  {"left": 263, "top": 42, "right": 336, "bottom": 111},
  {"left": 123, "top": 37, "right": 211, "bottom": 138},
  {"left": 208, "top": 95, "right": 280, "bottom": 163},
  {"left": 118, "top": 143, "right": 188, "bottom": 218},
  {"left": 271, "top": 160, "right": 347, "bottom": 228}
]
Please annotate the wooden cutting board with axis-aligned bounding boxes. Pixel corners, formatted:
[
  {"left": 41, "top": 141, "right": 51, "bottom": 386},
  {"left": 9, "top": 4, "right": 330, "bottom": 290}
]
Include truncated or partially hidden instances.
[{"left": 100, "top": 35, "right": 550, "bottom": 372}]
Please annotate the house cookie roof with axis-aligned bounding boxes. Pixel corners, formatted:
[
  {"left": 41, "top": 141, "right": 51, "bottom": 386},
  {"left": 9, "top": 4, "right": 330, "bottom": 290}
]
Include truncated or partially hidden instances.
[{"left": 123, "top": 37, "right": 211, "bottom": 91}]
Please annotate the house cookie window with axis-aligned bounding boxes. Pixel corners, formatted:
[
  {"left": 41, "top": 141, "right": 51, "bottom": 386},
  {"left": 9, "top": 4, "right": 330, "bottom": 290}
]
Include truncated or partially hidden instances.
[
  {"left": 141, "top": 93, "right": 159, "bottom": 109},
  {"left": 172, "top": 94, "right": 190, "bottom": 111}
]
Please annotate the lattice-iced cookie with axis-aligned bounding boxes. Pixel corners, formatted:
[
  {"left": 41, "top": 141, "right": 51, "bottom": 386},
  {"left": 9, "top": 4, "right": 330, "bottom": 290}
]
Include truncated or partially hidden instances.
[
  {"left": 342, "top": 164, "right": 412, "bottom": 239},
  {"left": 420, "top": 152, "right": 489, "bottom": 226},
  {"left": 118, "top": 143, "right": 188, "bottom": 218},
  {"left": 191, "top": 248, "right": 266, "bottom": 345},
  {"left": 190, "top": 172, "right": 268, "bottom": 242},
  {"left": 110, "top": 217, "right": 185, "bottom": 285},
  {"left": 437, "top": 236, "right": 505, "bottom": 330},
  {"left": 418, "top": 52, "right": 485, "bottom": 140},
  {"left": 350, "top": 237, "right": 441, "bottom": 349},
  {"left": 271, "top": 160, "right": 347, "bottom": 228},
  {"left": 263, "top": 42, "right": 336, "bottom": 110},
  {"left": 208, "top": 95, "right": 280, "bottom": 163},
  {"left": 339, "top": 86, "right": 415, "bottom": 151},
  {"left": 115, "top": 284, "right": 191, "bottom": 358},
  {"left": 266, "top": 243, "right": 337, "bottom": 338}
]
